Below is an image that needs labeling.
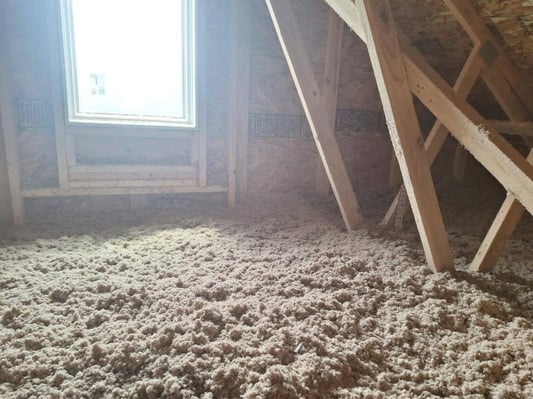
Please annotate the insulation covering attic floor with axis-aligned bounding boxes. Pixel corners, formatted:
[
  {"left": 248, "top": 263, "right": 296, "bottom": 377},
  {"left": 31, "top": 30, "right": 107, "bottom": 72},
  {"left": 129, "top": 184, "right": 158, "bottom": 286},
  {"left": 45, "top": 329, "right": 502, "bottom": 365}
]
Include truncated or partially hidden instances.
[{"left": 0, "top": 187, "right": 531, "bottom": 398}]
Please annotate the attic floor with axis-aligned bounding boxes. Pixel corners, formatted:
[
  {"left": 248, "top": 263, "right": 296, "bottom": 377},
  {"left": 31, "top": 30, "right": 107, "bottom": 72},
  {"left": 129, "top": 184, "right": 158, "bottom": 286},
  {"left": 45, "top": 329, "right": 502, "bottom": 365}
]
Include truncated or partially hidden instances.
[{"left": 0, "top": 191, "right": 531, "bottom": 398}]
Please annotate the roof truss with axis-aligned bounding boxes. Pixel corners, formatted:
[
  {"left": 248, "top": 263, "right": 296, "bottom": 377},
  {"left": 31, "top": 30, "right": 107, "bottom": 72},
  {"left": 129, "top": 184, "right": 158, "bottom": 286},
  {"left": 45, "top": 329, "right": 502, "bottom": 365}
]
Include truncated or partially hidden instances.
[{"left": 267, "top": 0, "right": 533, "bottom": 272}]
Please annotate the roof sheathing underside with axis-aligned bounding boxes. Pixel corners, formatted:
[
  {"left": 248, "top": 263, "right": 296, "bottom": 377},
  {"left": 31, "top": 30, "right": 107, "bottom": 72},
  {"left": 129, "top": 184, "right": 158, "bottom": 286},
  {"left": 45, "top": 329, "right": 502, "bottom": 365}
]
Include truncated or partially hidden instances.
[{"left": 390, "top": 0, "right": 533, "bottom": 81}]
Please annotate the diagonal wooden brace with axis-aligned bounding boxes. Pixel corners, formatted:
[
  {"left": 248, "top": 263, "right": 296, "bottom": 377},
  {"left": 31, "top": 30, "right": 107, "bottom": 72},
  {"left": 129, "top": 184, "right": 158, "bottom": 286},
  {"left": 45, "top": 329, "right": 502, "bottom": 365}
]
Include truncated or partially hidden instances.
[
  {"left": 266, "top": 0, "right": 363, "bottom": 230},
  {"left": 325, "top": 0, "right": 533, "bottom": 213},
  {"left": 470, "top": 149, "right": 533, "bottom": 272},
  {"left": 324, "top": 0, "right": 533, "bottom": 275},
  {"left": 315, "top": 9, "right": 345, "bottom": 196},
  {"left": 358, "top": 0, "right": 454, "bottom": 272},
  {"left": 382, "top": 44, "right": 484, "bottom": 227}
]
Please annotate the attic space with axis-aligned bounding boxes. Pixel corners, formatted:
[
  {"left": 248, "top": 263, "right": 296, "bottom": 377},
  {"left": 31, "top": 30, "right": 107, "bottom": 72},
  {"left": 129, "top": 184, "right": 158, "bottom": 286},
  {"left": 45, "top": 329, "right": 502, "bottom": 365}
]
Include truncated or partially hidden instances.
[{"left": 0, "top": 0, "right": 532, "bottom": 398}]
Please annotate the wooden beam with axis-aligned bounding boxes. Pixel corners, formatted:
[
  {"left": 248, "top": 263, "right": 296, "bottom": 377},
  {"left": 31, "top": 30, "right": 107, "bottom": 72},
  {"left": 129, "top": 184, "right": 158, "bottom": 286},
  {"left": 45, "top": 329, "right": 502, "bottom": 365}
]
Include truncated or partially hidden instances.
[
  {"left": 470, "top": 149, "right": 533, "bottom": 272},
  {"left": 488, "top": 120, "right": 533, "bottom": 138},
  {"left": 236, "top": 0, "right": 251, "bottom": 198},
  {"left": 359, "top": 0, "right": 453, "bottom": 272},
  {"left": 315, "top": 9, "right": 345, "bottom": 196},
  {"left": 266, "top": 0, "right": 363, "bottom": 230},
  {"left": 382, "top": 41, "right": 483, "bottom": 227},
  {"left": 47, "top": 0, "right": 69, "bottom": 190},
  {"left": 227, "top": 0, "right": 240, "bottom": 207},
  {"left": 197, "top": 0, "right": 207, "bottom": 187},
  {"left": 21, "top": 185, "right": 228, "bottom": 198},
  {"left": 326, "top": 0, "right": 533, "bottom": 216},
  {"left": 442, "top": 0, "right": 533, "bottom": 273},
  {"left": 402, "top": 44, "right": 533, "bottom": 215},
  {"left": 452, "top": 144, "right": 469, "bottom": 181},
  {"left": 325, "top": 0, "right": 533, "bottom": 273},
  {"left": 0, "top": 30, "right": 24, "bottom": 225}
]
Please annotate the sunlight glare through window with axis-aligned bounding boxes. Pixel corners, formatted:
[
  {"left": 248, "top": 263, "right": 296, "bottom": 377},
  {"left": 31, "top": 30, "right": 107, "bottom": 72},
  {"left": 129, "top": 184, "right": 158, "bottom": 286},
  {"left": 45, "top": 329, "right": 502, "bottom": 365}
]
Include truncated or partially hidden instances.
[{"left": 62, "top": 0, "right": 195, "bottom": 127}]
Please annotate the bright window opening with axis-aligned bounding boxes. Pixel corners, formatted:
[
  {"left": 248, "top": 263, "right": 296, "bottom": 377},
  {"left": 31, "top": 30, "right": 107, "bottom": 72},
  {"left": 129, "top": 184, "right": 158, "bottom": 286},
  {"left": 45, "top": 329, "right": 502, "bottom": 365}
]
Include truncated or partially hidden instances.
[{"left": 60, "top": 0, "right": 196, "bottom": 128}]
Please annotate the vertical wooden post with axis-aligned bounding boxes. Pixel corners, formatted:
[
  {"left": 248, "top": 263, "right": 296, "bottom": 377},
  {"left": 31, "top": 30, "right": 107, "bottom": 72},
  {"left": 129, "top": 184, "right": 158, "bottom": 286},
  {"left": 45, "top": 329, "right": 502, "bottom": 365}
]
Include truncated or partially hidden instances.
[
  {"left": 47, "top": 0, "right": 69, "bottom": 190},
  {"left": 227, "top": 0, "right": 242, "bottom": 208},
  {"left": 0, "top": 14, "right": 24, "bottom": 225},
  {"left": 197, "top": 0, "right": 207, "bottom": 187},
  {"left": 359, "top": 0, "right": 454, "bottom": 272},
  {"left": 452, "top": 144, "right": 468, "bottom": 181},
  {"left": 315, "top": 9, "right": 345, "bottom": 196},
  {"left": 236, "top": 0, "right": 251, "bottom": 199}
]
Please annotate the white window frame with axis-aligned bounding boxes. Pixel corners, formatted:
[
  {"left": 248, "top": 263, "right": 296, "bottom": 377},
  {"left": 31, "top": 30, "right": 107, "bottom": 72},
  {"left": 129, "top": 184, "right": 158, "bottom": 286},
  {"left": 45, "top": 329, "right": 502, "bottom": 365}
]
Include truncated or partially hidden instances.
[{"left": 59, "top": 0, "right": 197, "bottom": 128}]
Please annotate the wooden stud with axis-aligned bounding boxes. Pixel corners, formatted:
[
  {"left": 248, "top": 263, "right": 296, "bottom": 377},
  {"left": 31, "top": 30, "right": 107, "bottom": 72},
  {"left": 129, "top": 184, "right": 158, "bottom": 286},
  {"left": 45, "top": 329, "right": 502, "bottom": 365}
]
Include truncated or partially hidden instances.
[
  {"left": 65, "top": 134, "right": 77, "bottom": 166},
  {"left": 315, "top": 9, "right": 345, "bottom": 196},
  {"left": 358, "top": 0, "right": 453, "bottom": 272},
  {"left": 0, "top": 28, "right": 24, "bottom": 225},
  {"left": 387, "top": 155, "right": 402, "bottom": 190},
  {"left": 47, "top": 0, "right": 70, "bottom": 190},
  {"left": 236, "top": 0, "right": 251, "bottom": 198},
  {"left": 228, "top": 0, "right": 252, "bottom": 205},
  {"left": 227, "top": 0, "right": 240, "bottom": 208},
  {"left": 470, "top": 149, "right": 533, "bottom": 272},
  {"left": 266, "top": 0, "right": 363, "bottom": 230},
  {"left": 197, "top": 0, "right": 207, "bottom": 186},
  {"left": 452, "top": 144, "right": 468, "bottom": 181}
]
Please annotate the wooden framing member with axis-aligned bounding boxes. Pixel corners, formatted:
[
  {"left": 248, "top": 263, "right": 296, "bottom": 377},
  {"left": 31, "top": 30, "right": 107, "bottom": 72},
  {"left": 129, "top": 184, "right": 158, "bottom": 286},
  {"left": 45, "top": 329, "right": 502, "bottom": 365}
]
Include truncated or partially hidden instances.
[
  {"left": 68, "top": 165, "right": 197, "bottom": 182},
  {"left": 236, "top": 0, "right": 251, "bottom": 198},
  {"left": 47, "top": 0, "right": 70, "bottom": 190},
  {"left": 382, "top": 44, "right": 483, "bottom": 227},
  {"left": 21, "top": 185, "right": 228, "bottom": 198},
  {"left": 324, "top": 0, "right": 533, "bottom": 272},
  {"left": 442, "top": 0, "right": 533, "bottom": 272},
  {"left": 470, "top": 149, "right": 533, "bottom": 272},
  {"left": 266, "top": 0, "right": 363, "bottom": 230},
  {"left": 196, "top": 0, "right": 208, "bottom": 186},
  {"left": 315, "top": 9, "right": 345, "bottom": 196},
  {"left": 402, "top": 43, "right": 533, "bottom": 215},
  {"left": 452, "top": 145, "right": 469, "bottom": 181},
  {"left": 0, "top": 28, "right": 24, "bottom": 225},
  {"left": 488, "top": 121, "right": 533, "bottom": 138},
  {"left": 227, "top": 0, "right": 251, "bottom": 206},
  {"left": 359, "top": 0, "right": 453, "bottom": 272}
]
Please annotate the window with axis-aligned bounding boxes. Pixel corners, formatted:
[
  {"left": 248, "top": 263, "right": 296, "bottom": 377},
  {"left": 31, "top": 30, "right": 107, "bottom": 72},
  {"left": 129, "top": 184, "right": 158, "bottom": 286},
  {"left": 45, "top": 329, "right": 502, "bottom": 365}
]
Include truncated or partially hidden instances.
[{"left": 60, "top": 0, "right": 196, "bottom": 128}]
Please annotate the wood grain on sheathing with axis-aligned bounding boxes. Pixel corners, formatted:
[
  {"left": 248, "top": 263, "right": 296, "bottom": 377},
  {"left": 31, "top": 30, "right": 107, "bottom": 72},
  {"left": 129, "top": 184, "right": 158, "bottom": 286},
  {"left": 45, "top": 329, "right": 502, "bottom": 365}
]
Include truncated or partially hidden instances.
[
  {"left": 248, "top": 110, "right": 384, "bottom": 139},
  {"left": 15, "top": 98, "right": 53, "bottom": 133}
]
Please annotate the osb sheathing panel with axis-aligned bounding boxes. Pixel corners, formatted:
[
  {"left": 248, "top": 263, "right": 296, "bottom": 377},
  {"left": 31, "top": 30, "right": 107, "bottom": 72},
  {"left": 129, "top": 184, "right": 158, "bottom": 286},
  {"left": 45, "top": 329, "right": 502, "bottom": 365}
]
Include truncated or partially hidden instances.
[
  {"left": 473, "top": 0, "right": 533, "bottom": 84},
  {"left": 74, "top": 136, "right": 193, "bottom": 166},
  {"left": 249, "top": 0, "right": 382, "bottom": 113},
  {"left": 247, "top": 0, "right": 389, "bottom": 196},
  {"left": 248, "top": 133, "right": 391, "bottom": 210},
  {"left": 391, "top": 0, "right": 533, "bottom": 87}
]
